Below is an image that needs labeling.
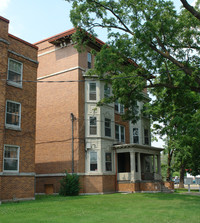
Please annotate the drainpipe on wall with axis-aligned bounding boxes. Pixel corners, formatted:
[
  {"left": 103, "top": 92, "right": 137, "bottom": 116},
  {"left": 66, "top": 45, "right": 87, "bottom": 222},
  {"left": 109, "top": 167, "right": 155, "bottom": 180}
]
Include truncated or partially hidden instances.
[{"left": 71, "top": 113, "right": 75, "bottom": 174}]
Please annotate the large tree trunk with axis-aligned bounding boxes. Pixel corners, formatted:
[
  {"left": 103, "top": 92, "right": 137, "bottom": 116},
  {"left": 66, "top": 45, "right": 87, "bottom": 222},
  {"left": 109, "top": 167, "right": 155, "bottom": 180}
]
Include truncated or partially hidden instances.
[
  {"left": 179, "top": 165, "right": 185, "bottom": 188},
  {"left": 166, "top": 149, "right": 173, "bottom": 182}
]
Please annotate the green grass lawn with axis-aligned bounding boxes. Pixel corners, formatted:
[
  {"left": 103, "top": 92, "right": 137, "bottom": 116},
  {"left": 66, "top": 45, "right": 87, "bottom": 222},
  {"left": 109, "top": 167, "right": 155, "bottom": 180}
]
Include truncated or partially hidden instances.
[
  {"left": 0, "top": 193, "right": 200, "bottom": 223},
  {"left": 174, "top": 188, "right": 200, "bottom": 193}
]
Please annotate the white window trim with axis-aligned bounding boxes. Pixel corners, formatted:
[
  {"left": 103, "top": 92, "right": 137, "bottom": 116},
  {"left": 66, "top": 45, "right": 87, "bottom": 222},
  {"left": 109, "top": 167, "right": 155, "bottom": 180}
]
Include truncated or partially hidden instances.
[
  {"left": 144, "top": 128, "right": 150, "bottom": 145},
  {"left": 104, "top": 84, "right": 111, "bottom": 98},
  {"left": 133, "top": 127, "right": 139, "bottom": 144},
  {"left": 105, "top": 152, "right": 112, "bottom": 172},
  {"left": 105, "top": 118, "right": 111, "bottom": 137},
  {"left": 7, "top": 58, "right": 23, "bottom": 88},
  {"left": 89, "top": 151, "right": 98, "bottom": 172},
  {"left": 3, "top": 144, "right": 20, "bottom": 173},
  {"left": 89, "top": 82, "right": 96, "bottom": 101},
  {"left": 115, "top": 101, "right": 124, "bottom": 114},
  {"left": 5, "top": 100, "right": 21, "bottom": 130},
  {"left": 115, "top": 124, "right": 125, "bottom": 143},
  {"left": 89, "top": 116, "right": 97, "bottom": 136}
]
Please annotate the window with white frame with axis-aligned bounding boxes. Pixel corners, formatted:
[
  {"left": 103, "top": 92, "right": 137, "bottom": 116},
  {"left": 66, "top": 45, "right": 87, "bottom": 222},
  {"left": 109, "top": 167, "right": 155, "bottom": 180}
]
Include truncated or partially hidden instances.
[
  {"left": 5, "top": 100, "right": 21, "bottom": 129},
  {"left": 133, "top": 128, "right": 139, "bottom": 144},
  {"left": 89, "top": 83, "right": 96, "bottom": 100},
  {"left": 105, "top": 118, "right": 111, "bottom": 137},
  {"left": 88, "top": 52, "right": 92, "bottom": 69},
  {"left": 115, "top": 101, "right": 124, "bottom": 114},
  {"left": 144, "top": 129, "right": 149, "bottom": 145},
  {"left": 104, "top": 84, "right": 111, "bottom": 98},
  {"left": 90, "top": 151, "right": 97, "bottom": 171},
  {"left": 115, "top": 124, "right": 125, "bottom": 142},
  {"left": 3, "top": 145, "right": 19, "bottom": 172},
  {"left": 8, "top": 58, "right": 23, "bottom": 87},
  {"left": 105, "top": 152, "right": 112, "bottom": 171},
  {"left": 89, "top": 117, "right": 97, "bottom": 135}
]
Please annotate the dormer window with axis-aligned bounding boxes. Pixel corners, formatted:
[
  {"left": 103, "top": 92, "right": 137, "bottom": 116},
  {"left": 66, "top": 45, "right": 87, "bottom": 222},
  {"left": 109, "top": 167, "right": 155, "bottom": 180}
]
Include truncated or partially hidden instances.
[{"left": 87, "top": 52, "right": 92, "bottom": 69}]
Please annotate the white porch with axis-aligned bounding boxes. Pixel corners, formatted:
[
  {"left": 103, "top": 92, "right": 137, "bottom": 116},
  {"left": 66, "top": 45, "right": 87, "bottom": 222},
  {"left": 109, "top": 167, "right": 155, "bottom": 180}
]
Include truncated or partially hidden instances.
[{"left": 114, "top": 144, "right": 163, "bottom": 182}]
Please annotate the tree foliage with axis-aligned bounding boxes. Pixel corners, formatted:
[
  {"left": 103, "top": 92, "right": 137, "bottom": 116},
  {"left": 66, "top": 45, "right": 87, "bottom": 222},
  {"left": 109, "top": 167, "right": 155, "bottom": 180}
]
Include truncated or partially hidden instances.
[{"left": 67, "top": 0, "right": 200, "bottom": 176}]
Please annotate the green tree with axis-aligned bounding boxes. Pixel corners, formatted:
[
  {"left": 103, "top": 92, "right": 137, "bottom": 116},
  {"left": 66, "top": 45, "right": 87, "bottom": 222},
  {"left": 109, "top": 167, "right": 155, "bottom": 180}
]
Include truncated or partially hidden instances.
[{"left": 67, "top": 0, "right": 200, "bottom": 182}]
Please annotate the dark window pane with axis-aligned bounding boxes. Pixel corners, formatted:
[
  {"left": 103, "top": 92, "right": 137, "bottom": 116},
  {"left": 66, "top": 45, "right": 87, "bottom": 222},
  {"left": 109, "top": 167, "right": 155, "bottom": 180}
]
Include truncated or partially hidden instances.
[
  {"left": 8, "top": 71, "right": 21, "bottom": 82},
  {"left": 90, "top": 126, "right": 97, "bottom": 135},
  {"left": 90, "top": 152, "right": 97, "bottom": 171},
  {"left": 105, "top": 118, "right": 111, "bottom": 137},
  {"left": 133, "top": 128, "right": 139, "bottom": 144},
  {"left": 106, "top": 162, "right": 112, "bottom": 171},
  {"left": 4, "top": 159, "right": 18, "bottom": 171},
  {"left": 89, "top": 83, "right": 96, "bottom": 100},
  {"left": 90, "top": 163, "right": 97, "bottom": 171},
  {"left": 105, "top": 153, "right": 112, "bottom": 171}
]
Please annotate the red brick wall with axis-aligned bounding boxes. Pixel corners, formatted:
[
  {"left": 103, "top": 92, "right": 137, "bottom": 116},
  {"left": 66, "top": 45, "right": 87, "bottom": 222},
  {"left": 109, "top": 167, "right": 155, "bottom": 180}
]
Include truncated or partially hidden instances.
[
  {"left": 35, "top": 42, "right": 86, "bottom": 174},
  {"left": 1, "top": 176, "right": 35, "bottom": 200},
  {"left": 117, "top": 181, "right": 162, "bottom": 192},
  {"left": 36, "top": 176, "right": 63, "bottom": 194},
  {"left": 36, "top": 175, "right": 116, "bottom": 194},
  {"left": 0, "top": 16, "right": 38, "bottom": 201}
]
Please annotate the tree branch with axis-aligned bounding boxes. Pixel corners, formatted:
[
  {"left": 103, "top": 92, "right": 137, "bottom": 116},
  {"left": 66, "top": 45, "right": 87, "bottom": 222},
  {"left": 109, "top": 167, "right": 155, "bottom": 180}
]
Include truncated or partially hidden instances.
[
  {"left": 180, "top": 0, "right": 200, "bottom": 21},
  {"left": 89, "top": 0, "right": 134, "bottom": 35}
]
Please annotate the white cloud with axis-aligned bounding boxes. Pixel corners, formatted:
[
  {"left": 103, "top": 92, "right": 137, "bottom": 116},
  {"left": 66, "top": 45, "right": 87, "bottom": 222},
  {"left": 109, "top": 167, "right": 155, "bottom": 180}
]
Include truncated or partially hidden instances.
[{"left": 0, "top": 0, "right": 10, "bottom": 14}]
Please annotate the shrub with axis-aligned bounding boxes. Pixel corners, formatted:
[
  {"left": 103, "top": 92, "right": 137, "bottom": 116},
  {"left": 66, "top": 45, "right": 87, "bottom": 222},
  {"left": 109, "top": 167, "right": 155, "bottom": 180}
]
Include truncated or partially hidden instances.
[{"left": 59, "top": 171, "right": 81, "bottom": 196}]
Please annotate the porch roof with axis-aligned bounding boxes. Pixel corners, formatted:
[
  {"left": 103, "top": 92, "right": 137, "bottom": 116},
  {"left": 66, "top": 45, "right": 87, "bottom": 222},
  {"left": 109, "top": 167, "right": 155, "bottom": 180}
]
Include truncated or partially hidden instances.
[{"left": 113, "top": 143, "right": 164, "bottom": 154}]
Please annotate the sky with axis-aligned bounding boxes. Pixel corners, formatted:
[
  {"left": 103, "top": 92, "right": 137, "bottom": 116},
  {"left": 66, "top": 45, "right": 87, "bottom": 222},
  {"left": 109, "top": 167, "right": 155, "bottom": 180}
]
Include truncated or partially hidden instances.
[
  {"left": 0, "top": 0, "right": 196, "bottom": 44},
  {"left": 0, "top": 0, "right": 197, "bottom": 147}
]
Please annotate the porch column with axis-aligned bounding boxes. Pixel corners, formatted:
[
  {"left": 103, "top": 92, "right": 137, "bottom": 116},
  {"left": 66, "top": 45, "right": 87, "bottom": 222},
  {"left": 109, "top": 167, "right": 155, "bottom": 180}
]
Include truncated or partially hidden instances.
[
  {"left": 149, "top": 156, "right": 153, "bottom": 173},
  {"left": 130, "top": 151, "right": 136, "bottom": 182},
  {"left": 153, "top": 155, "right": 156, "bottom": 173},
  {"left": 153, "top": 155, "right": 156, "bottom": 180},
  {"left": 157, "top": 154, "right": 161, "bottom": 175},
  {"left": 137, "top": 152, "right": 141, "bottom": 181}
]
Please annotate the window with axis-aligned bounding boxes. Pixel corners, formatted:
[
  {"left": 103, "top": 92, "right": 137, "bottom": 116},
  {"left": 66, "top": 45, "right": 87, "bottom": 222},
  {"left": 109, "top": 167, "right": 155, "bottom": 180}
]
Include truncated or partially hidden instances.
[
  {"left": 104, "top": 84, "right": 110, "bottom": 98},
  {"left": 5, "top": 100, "right": 21, "bottom": 130},
  {"left": 90, "top": 117, "right": 97, "bottom": 135},
  {"left": 133, "top": 128, "right": 139, "bottom": 144},
  {"left": 8, "top": 58, "right": 23, "bottom": 87},
  {"left": 115, "top": 101, "right": 124, "bottom": 114},
  {"left": 105, "top": 152, "right": 112, "bottom": 171},
  {"left": 89, "top": 83, "right": 96, "bottom": 100},
  {"left": 144, "top": 129, "right": 149, "bottom": 145},
  {"left": 90, "top": 151, "right": 97, "bottom": 171},
  {"left": 115, "top": 124, "right": 125, "bottom": 142},
  {"left": 3, "top": 145, "right": 19, "bottom": 172},
  {"left": 105, "top": 118, "right": 111, "bottom": 137},
  {"left": 88, "top": 52, "right": 92, "bottom": 69}
]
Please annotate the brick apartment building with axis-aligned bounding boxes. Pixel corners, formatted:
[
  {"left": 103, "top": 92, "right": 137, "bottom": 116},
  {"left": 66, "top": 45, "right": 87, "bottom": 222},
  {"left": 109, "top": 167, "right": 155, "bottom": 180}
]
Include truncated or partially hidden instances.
[
  {"left": 35, "top": 29, "right": 164, "bottom": 194},
  {"left": 0, "top": 16, "right": 38, "bottom": 202}
]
